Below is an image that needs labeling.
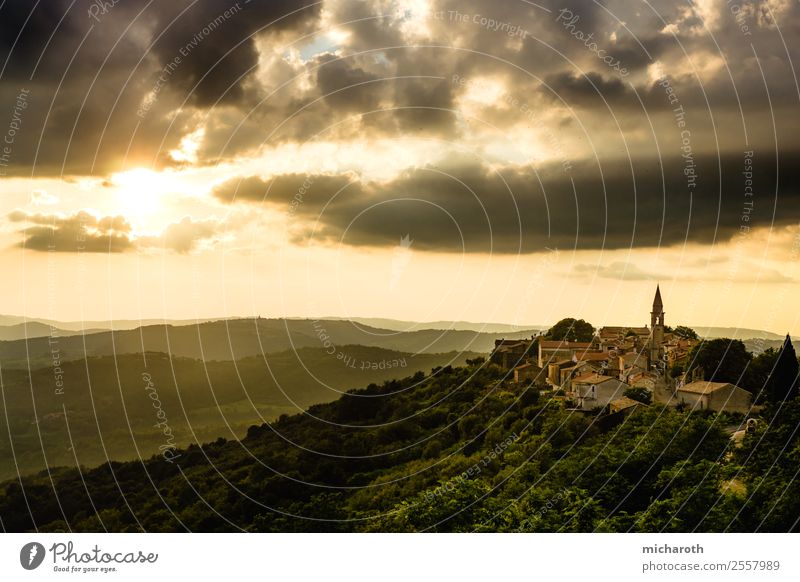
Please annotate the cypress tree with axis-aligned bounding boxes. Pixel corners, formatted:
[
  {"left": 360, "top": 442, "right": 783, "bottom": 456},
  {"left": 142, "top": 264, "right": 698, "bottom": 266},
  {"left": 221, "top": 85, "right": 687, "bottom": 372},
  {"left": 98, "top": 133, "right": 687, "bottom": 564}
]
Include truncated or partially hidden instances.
[{"left": 768, "top": 334, "right": 799, "bottom": 402}]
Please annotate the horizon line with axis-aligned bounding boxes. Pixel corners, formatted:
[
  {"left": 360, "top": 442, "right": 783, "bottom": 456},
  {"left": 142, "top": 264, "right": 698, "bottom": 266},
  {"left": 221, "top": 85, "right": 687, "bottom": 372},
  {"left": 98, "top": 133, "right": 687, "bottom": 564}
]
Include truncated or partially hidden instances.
[{"left": 0, "top": 313, "right": 795, "bottom": 338}]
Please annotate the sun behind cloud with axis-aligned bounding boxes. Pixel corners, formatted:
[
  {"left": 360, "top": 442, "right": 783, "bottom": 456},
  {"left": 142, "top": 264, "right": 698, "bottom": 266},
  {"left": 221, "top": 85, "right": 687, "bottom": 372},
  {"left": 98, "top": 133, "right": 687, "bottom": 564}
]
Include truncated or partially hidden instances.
[{"left": 111, "top": 168, "right": 171, "bottom": 227}]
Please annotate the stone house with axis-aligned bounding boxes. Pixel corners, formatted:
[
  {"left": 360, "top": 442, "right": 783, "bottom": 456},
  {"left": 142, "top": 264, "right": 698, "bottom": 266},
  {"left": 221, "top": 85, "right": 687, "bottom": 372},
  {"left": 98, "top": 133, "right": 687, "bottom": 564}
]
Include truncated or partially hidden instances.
[
  {"left": 675, "top": 381, "right": 753, "bottom": 413},
  {"left": 568, "top": 373, "right": 630, "bottom": 411}
]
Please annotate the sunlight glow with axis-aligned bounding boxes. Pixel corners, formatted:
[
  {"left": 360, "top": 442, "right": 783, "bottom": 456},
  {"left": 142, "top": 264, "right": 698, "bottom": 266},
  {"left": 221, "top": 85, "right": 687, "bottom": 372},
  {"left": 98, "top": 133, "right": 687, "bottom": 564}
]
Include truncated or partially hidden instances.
[
  {"left": 111, "top": 168, "right": 168, "bottom": 223},
  {"left": 169, "top": 127, "right": 205, "bottom": 164}
]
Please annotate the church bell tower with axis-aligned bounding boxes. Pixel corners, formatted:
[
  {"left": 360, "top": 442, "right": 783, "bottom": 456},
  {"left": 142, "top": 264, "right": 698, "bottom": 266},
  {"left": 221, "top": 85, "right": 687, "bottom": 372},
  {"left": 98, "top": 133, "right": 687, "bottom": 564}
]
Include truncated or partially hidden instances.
[{"left": 650, "top": 285, "right": 665, "bottom": 367}]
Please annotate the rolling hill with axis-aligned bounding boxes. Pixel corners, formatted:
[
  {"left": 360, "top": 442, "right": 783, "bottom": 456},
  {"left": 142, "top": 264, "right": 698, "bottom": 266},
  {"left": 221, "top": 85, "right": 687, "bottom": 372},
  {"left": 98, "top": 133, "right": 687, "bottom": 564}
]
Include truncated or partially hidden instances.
[
  {"left": 0, "top": 317, "right": 536, "bottom": 369},
  {"left": 0, "top": 346, "right": 477, "bottom": 480},
  {"left": 1, "top": 359, "right": 796, "bottom": 533},
  {"left": 0, "top": 322, "right": 107, "bottom": 341},
  {"left": 319, "top": 317, "right": 548, "bottom": 334}
]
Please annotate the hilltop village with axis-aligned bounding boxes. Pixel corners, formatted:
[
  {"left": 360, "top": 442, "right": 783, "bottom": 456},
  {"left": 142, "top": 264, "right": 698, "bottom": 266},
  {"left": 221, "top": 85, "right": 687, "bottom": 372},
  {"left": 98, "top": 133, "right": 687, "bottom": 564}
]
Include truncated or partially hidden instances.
[{"left": 491, "top": 286, "right": 754, "bottom": 415}]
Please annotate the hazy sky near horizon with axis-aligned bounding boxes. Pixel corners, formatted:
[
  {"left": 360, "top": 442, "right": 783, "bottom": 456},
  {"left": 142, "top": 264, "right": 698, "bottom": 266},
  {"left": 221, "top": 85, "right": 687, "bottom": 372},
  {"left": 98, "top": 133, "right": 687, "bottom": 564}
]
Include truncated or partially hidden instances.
[{"left": 1, "top": 0, "right": 799, "bottom": 334}]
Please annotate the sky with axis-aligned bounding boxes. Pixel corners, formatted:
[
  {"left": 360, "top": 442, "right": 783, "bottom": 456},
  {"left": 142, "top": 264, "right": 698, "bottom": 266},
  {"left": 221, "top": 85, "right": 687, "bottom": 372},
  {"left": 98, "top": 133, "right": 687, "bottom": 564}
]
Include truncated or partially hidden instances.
[{"left": 0, "top": 0, "right": 798, "bottom": 334}]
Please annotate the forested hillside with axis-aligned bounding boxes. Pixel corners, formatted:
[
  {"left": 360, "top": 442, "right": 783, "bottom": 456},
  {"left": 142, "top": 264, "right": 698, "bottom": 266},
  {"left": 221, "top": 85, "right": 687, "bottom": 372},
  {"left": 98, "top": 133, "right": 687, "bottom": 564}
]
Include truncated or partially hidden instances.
[
  {"left": 2, "top": 359, "right": 797, "bottom": 532},
  {"left": 0, "top": 347, "right": 475, "bottom": 479}
]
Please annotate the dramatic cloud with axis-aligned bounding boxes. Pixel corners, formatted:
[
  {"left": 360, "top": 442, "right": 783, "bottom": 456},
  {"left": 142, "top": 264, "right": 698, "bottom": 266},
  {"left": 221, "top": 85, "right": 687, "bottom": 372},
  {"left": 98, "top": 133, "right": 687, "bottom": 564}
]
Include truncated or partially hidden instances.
[
  {"left": 543, "top": 71, "right": 629, "bottom": 107},
  {"left": 7, "top": 211, "right": 223, "bottom": 254},
  {"left": 213, "top": 173, "right": 358, "bottom": 205},
  {"left": 315, "top": 56, "right": 382, "bottom": 113},
  {"left": 147, "top": 0, "right": 321, "bottom": 107},
  {"left": 1, "top": 0, "right": 799, "bottom": 333},
  {"left": 0, "top": 0, "right": 321, "bottom": 175},
  {"left": 1, "top": 0, "right": 799, "bottom": 252},
  {"left": 8, "top": 210, "right": 134, "bottom": 253},
  {"left": 214, "top": 150, "right": 800, "bottom": 252}
]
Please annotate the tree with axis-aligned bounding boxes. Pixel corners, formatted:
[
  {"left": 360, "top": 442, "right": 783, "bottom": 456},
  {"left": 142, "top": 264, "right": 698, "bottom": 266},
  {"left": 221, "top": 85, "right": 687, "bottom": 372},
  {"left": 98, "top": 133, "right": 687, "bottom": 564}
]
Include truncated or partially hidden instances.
[
  {"left": 631, "top": 460, "right": 737, "bottom": 532},
  {"left": 766, "top": 335, "right": 799, "bottom": 402},
  {"left": 545, "top": 318, "right": 595, "bottom": 342},
  {"left": 686, "top": 338, "right": 752, "bottom": 387},
  {"left": 674, "top": 325, "right": 699, "bottom": 340},
  {"left": 747, "top": 348, "right": 778, "bottom": 399},
  {"left": 422, "top": 440, "right": 442, "bottom": 459}
]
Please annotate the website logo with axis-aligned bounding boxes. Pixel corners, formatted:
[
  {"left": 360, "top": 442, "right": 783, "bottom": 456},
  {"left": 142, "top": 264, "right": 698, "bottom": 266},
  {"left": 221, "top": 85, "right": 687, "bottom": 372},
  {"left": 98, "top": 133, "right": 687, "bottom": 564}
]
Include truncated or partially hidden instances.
[{"left": 20, "top": 542, "right": 46, "bottom": 570}]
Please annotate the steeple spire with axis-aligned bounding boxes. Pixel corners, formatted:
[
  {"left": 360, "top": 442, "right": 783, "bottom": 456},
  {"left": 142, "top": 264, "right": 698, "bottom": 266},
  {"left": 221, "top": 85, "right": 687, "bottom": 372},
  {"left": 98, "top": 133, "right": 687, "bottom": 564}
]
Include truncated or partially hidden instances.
[
  {"left": 652, "top": 284, "right": 663, "bottom": 314},
  {"left": 650, "top": 285, "right": 665, "bottom": 330}
]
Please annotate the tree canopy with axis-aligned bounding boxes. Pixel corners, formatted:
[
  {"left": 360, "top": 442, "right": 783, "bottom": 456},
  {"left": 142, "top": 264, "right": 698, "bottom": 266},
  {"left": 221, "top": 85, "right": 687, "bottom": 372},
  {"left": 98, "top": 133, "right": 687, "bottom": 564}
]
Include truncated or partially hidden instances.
[
  {"left": 766, "top": 335, "right": 799, "bottom": 402},
  {"left": 545, "top": 318, "right": 595, "bottom": 342},
  {"left": 673, "top": 325, "right": 699, "bottom": 340},
  {"left": 686, "top": 338, "right": 752, "bottom": 388},
  {"left": 2, "top": 341, "right": 799, "bottom": 533}
]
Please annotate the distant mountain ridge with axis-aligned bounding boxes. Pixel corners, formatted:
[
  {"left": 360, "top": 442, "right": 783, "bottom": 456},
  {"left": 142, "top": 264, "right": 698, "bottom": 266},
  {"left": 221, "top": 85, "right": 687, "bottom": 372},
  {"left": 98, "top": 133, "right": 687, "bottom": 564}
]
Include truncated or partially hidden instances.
[
  {"left": 0, "top": 314, "right": 217, "bottom": 332},
  {"left": 1, "top": 314, "right": 546, "bottom": 336},
  {"left": 0, "top": 316, "right": 793, "bottom": 357},
  {"left": 0, "top": 317, "right": 537, "bottom": 369},
  {"left": 0, "top": 321, "right": 107, "bottom": 341},
  {"left": 696, "top": 327, "right": 792, "bottom": 341},
  {"left": 316, "top": 316, "right": 548, "bottom": 334}
]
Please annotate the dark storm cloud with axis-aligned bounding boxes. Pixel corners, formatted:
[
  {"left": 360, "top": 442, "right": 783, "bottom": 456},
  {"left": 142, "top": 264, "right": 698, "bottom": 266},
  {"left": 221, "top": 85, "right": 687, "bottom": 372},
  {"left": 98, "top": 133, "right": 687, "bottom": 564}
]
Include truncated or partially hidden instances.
[
  {"left": 391, "top": 75, "right": 457, "bottom": 133},
  {"left": 213, "top": 172, "right": 359, "bottom": 205},
  {"left": 0, "top": 0, "right": 798, "bottom": 180},
  {"left": 0, "top": 0, "right": 82, "bottom": 80},
  {"left": 214, "top": 150, "right": 800, "bottom": 252},
  {"left": 0, "top": 0, "right": 159, "bottom": 175},
  {"left": 315, "top": 56, "right": 382, "bottom": 112},
  {"left": 0, "top": 0, "right": 320, "bottom": 176},
  {"left": 430, "top": 0, "right": 800, "bottom": 112},
  {"left": 147, "top": 0, "right": 320, "bottom": 106},
  {"left": 543, "top": 71, "right": 629, "bottom": 106},
  {"left": 390, "top": 49, "right": 458, "bottom": 134}
]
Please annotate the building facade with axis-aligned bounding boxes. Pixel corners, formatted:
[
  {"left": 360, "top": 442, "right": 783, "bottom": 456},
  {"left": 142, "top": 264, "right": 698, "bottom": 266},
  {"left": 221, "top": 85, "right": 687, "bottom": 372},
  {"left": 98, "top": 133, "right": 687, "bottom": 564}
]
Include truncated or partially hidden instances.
[{"left": 675, "top": 381, "right": 753, "bottom": 413}]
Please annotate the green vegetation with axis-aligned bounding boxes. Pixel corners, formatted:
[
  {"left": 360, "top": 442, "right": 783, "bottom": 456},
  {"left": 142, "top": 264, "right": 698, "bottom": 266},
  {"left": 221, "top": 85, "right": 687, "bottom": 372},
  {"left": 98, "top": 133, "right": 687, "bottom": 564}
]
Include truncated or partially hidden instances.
[
  {"left": 686, "top": 338, "right": 752, "bottom": 385},
  {"left": 2, "top": 358, "right": 798, "bottom": 533},
  {"left": 685, "top": 336, "right": 799, "bottom": 404},
  {"left": 766, "top": 335, "right": 799, "bottom": 402},
  {"left": 674, "top": 325, "right": 699, "bottom": 340},
  {"left": 545, "top": 318, "right": 595, "bottom": 343},
  {"left": 0, "top": 347, "right": 477, "bottom": 480}
]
